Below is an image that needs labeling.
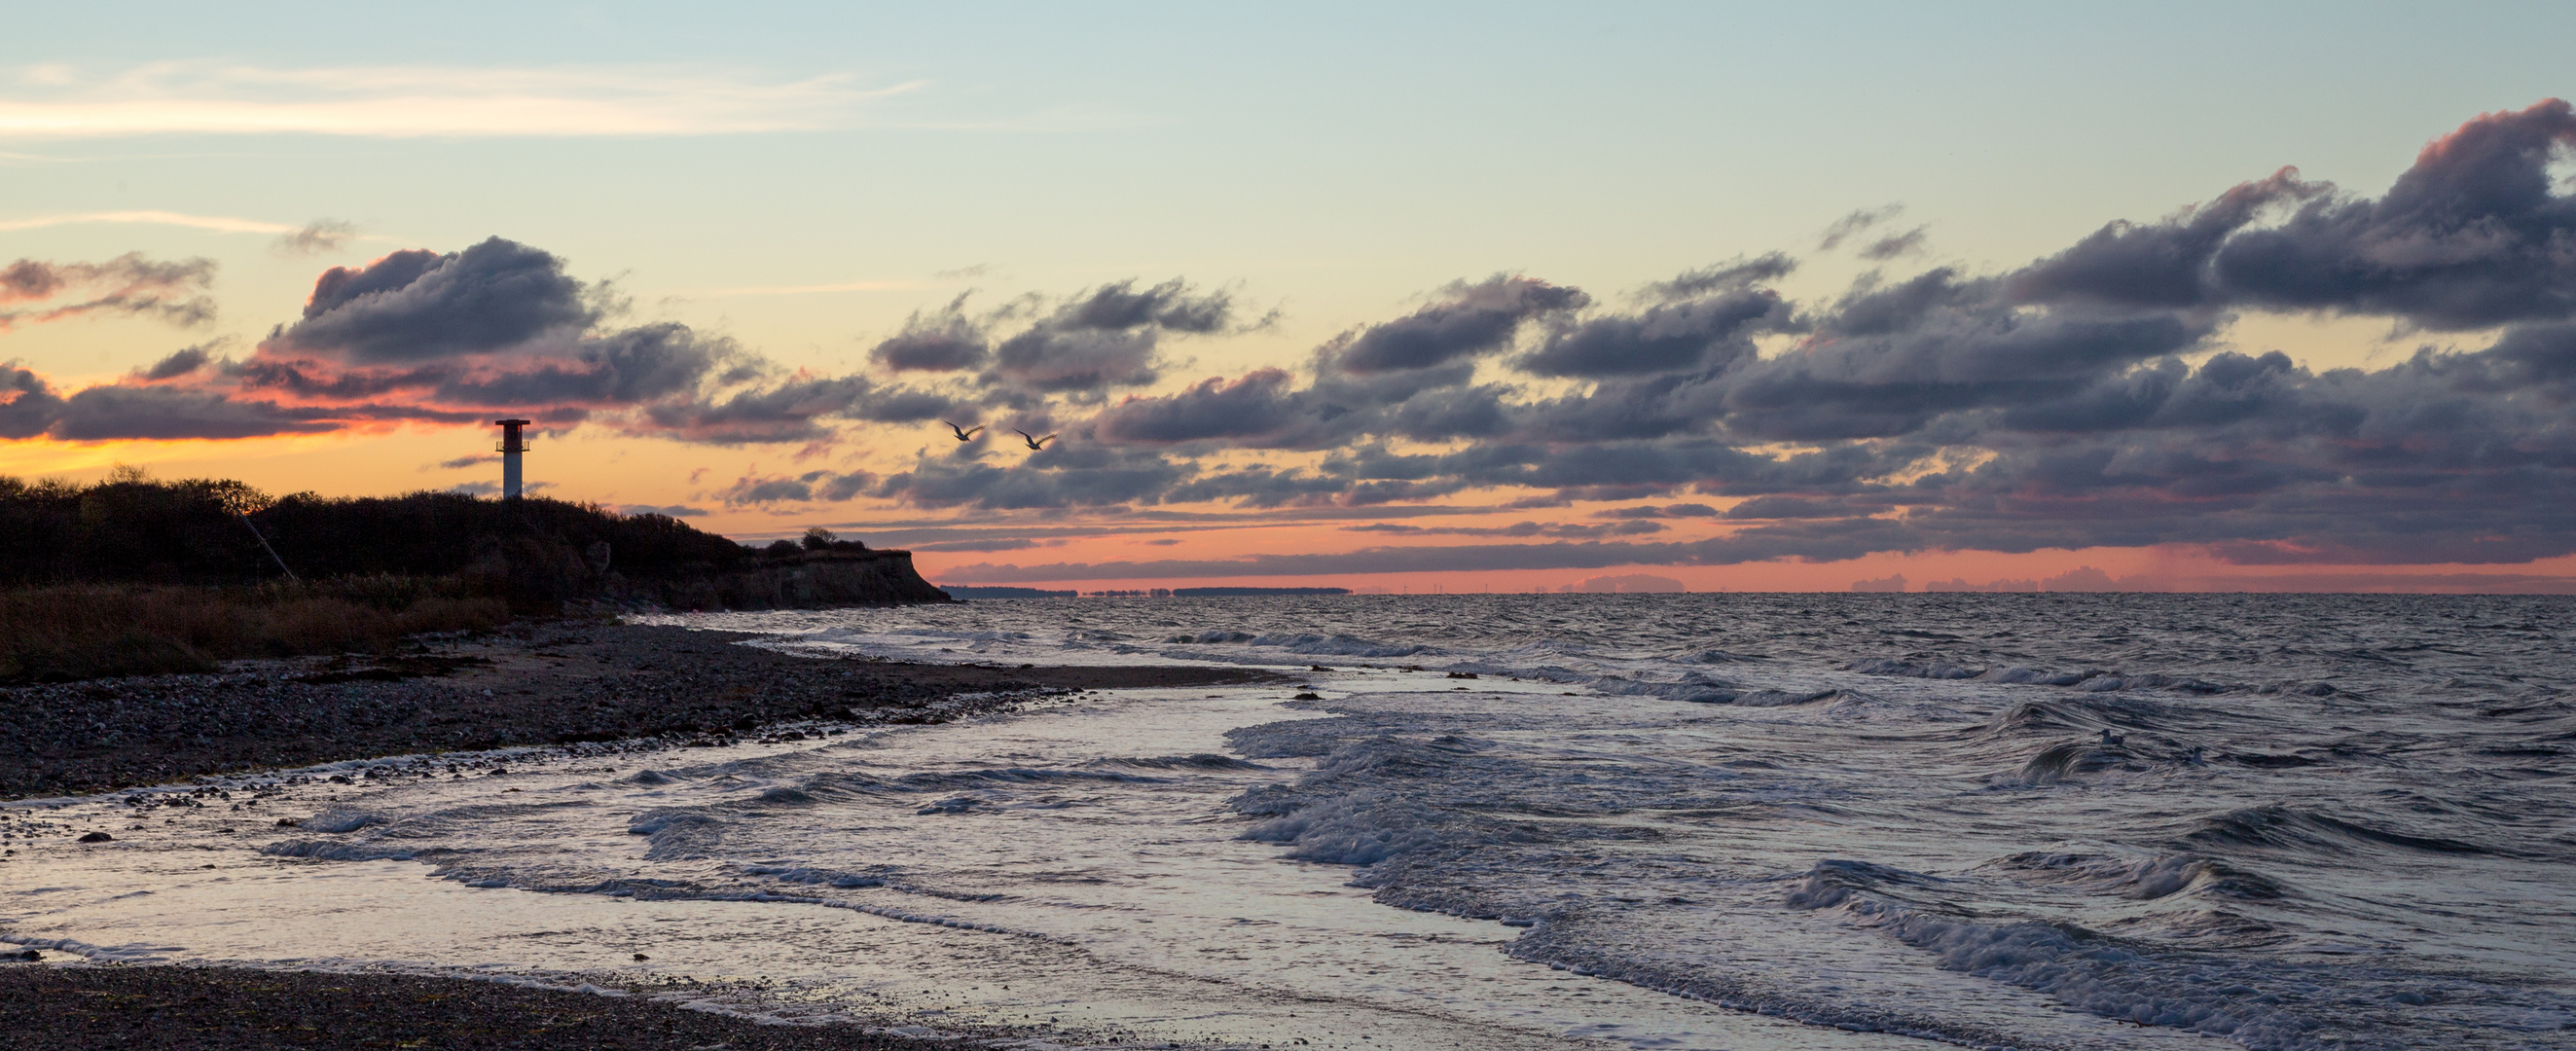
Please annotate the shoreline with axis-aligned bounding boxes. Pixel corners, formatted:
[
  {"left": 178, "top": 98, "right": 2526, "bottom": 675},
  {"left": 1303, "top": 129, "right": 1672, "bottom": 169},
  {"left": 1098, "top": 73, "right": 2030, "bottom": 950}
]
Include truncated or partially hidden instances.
[
  {"left": 2, "top": 618, "right": 1288, "bottom": 802},
  {"left": 4, "top": 617, "right": 1305, "bottom": 1048}
]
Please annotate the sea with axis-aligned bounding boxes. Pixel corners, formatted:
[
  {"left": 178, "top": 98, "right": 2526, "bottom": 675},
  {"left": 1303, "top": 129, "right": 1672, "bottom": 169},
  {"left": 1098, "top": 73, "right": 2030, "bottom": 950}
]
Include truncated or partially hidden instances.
[{"left": 5, "top": 594, "right": 2571, "bottom": 1051}]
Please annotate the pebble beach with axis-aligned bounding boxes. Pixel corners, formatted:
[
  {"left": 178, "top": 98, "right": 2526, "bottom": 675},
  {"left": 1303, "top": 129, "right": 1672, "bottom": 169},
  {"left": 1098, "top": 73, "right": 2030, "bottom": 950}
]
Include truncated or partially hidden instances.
[
  {"left": 1, "top": 620, "right": 1287, "bottom": 1049},
  {"left": 0, "top": 621, "right": 1281, "bottom": 800}
]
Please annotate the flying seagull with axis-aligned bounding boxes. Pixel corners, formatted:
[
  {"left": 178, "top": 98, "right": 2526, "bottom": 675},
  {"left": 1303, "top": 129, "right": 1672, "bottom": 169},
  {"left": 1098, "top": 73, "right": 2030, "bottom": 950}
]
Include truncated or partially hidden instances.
[
  {"left": 941, "top": 420, "right": 985, "bottom": 442},
  {"left": 1014, "top": 429, "right": 1057, "bottom": 451}
]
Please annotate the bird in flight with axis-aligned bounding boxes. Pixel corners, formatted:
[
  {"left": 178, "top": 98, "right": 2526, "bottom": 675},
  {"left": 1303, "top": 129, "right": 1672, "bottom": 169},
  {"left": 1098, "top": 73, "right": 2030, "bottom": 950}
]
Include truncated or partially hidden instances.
[
  {"left": 941, "top": 420, "right": 985, "bottom": 442},
  {"left": 1014, "top": 429, "right": 1057, "bottom": 451}
]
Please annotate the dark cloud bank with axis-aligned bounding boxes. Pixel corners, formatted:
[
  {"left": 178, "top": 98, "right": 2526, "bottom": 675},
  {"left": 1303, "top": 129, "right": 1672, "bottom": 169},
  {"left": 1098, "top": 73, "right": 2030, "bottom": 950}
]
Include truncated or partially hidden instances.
[
  {"left": 12, "top": 100, "right": 2576, "bottom": 580},
  {"left": 947, "top": 100, "right": 2576, "bottom": 578}
]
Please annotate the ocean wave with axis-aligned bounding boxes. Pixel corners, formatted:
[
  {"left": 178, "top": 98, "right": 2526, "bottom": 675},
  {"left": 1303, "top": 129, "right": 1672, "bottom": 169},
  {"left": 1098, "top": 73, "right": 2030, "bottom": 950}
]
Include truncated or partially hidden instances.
[
  {"left": 1097, "top": 753, "right": 1270, "bottom": 772},
  {"left": 1164, "top": 630, "right": 1257, "bottom": 644},
  {"left": 260, "top": 838, "right": 434, "bottom": 862},
  {"left": 1154, "top": 627, "right": 1440, "bottom": 660},
  {"left": 1850, "top": 658, "right": 1985, "bottom": 680},
  {"left": 1223, "top": 718, "right": 1354, "bottom": 760},
  {"left": 627, "top": 808, "right": 727, "bottom": 860},
  {"left": 1986, "top": 851, "right": 2290, "bottom": 902},
  {"left": 294, "top": 809, "right": 392, "bottom": 834},
  {"left": 1502, "top": 918, "right": 2045, "bottom": 1049},
  {"left": 1232, "top": 734, "right": 1545, "bottom": 869},
  {"left": 1237, "top": 784, "right": 1549, "bottom": 868},
  {"left": 734, "top": 862, "right": 889, "bottom": 888},
  {"left": 1788, "top": 859, "right": 2324, "bottom": 1048},
  {"left": 893, "top": 767, "right": 1170, "bottom": 790},
  {"left": 1977, "top": 695, "right": 2173, "bottom": 739},
  {"left": 1854, "top": 658, "right": 2238, "bottom": 696},
  {"left": 2179, "top": 804, "right": 2497, "bottom": 857},
  {"left": 1679, "top": 648, "right": 1770, "bottom": 664},
  {"left": 2014, "top": 742, "right": 2147, "bottom": 784}
]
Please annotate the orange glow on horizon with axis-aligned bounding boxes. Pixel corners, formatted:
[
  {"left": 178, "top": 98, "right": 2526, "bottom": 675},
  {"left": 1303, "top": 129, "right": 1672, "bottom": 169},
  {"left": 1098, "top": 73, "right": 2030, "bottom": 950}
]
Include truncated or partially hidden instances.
[{"left": 13, "top": 428, "right": 2576, "bottom": 597}]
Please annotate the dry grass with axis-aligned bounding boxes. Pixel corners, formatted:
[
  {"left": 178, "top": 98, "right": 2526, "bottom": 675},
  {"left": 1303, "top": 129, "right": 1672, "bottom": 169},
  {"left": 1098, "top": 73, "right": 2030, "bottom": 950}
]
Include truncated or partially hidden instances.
[{"left": 0, "top": 576, "right": 511, "bottom": 682}]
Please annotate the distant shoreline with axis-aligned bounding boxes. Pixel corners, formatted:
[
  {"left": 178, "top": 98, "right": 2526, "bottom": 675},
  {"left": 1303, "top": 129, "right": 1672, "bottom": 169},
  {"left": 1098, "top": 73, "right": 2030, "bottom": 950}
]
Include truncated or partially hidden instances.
[
  {"left": 0, "top": 620, "right": 1284, "bottom": 802},
  {"left": 939, "top": 585, "right": 1354, "bottom": 598}
]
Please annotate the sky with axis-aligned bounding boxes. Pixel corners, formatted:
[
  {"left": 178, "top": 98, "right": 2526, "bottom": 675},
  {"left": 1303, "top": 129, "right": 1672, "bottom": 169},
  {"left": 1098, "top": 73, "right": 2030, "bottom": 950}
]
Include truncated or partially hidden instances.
[{"left": 7, "top": 1, "right": 2576, "bottom": 593}]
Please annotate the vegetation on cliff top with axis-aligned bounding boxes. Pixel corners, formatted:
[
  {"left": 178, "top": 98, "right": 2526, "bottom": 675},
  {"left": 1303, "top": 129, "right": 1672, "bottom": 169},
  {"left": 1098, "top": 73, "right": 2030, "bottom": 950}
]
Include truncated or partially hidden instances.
[{"left": 0, "top": 470, "right": 742, "bottom": 591}]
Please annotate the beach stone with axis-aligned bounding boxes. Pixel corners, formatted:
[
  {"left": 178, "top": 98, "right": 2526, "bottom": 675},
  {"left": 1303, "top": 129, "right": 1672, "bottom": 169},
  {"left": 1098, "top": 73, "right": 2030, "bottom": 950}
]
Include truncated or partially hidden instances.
[
  {"left": 77, "top": 831, "right": 111, "bottom": 843},
  {"left": 2, "top": 622, "right": 1281, "bottom": 802}
]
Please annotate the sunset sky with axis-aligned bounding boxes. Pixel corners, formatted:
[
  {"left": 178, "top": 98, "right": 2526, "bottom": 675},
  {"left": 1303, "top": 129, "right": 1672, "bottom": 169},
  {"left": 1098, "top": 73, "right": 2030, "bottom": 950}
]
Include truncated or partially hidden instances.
[{"left": 8, "top": 2, "right": 2576, "bottom": 593}]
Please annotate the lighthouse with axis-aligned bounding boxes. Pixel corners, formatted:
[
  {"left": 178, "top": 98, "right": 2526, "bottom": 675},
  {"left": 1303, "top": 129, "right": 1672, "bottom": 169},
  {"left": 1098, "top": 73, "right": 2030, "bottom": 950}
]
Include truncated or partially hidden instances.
[{"left": 493, "top": 418, "right": 530, "bottom": 499}]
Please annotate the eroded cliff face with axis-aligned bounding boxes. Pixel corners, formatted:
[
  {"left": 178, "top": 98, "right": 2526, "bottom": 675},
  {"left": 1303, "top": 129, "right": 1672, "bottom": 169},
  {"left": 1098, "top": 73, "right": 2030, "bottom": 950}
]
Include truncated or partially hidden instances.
[{"left": 611, "top": 549, "right": 951, "bottom": 610}]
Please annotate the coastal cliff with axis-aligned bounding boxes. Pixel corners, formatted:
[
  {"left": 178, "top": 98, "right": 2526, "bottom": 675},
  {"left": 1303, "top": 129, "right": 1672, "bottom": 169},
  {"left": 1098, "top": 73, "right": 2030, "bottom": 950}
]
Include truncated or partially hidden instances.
[{"left": 612, "top": 548, "right": 952, "bottom": 610}]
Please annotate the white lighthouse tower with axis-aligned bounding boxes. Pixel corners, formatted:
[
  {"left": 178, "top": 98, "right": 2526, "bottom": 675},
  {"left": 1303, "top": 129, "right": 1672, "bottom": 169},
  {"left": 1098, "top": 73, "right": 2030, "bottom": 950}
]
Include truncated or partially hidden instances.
[{"left": 493, "top": 418, "right": 530, "bottom": 499}]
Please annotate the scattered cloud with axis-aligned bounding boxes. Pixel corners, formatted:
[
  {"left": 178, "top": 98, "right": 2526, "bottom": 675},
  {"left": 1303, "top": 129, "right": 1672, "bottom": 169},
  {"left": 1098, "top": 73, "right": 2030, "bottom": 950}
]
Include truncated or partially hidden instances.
[
  {"left": 272, "top": 239, "right": 597, "bottom": 362},
  {"left": 132, "top": 343, "right": 218, "bottom": 381},
  {"left": 1857, "top": 227, "right": 1928, "bottom": 261},
  {"left": 1326, "top": 274, "right": 1585, "bottom": 375},
  {"left": 1, "top": 251, "right": 216, "bottom": 334},
  {"left": 1818, "top": 205, "right": 1903, "bottom": 251},
  {"left": 984, "top": 278, "right": 1240, "bottom": 394},
  {"left": 910, "top": 537, "right": 1041, "bottom": 552},
  {"left": 0, "top": 210, "right": 382, "bottom": 252},
  {"left": 0, "top": 62, "right": 922, "bottom": 139},
  {"left": 1596, "top": 503, "right": 1719, "bottom": 519},
  {"left": 717, "top": 469, "right": 877, "bottom": 506},
  {"left": 871, "top": 296, "right": 991, "bottom": 372},
  {"left": 1340, "top": 519, "right": 1665, "bottom": 539},
  {"left": 272, "top": 219, "right": 356, "bottom": 256},
  {"left": 0, "top": 209, "right": 303, "bottom": 235}
]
